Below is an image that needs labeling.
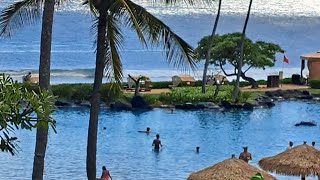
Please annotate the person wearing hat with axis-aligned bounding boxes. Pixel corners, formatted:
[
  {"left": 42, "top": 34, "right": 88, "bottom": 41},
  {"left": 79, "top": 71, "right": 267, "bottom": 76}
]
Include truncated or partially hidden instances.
[{"left": 239, "top": 146, "right": 252, "bottom": 163}]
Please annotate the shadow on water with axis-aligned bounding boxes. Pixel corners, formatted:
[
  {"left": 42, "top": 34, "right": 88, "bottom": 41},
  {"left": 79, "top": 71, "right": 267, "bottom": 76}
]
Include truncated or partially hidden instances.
[{"left": 131, "top": 109, "right": 152, "bottom": 117}]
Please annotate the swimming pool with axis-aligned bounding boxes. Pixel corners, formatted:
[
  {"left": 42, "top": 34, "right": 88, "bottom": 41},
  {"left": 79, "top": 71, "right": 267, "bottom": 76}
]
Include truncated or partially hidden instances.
[{"left": 1, "top": 100, "right": 319, "bottom": 180}]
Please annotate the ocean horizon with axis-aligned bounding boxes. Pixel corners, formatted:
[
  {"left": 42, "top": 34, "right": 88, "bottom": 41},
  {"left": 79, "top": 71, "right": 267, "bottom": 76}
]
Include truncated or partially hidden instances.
[{"left": 1, "top": 0, "right": 320, "bottom": 84}]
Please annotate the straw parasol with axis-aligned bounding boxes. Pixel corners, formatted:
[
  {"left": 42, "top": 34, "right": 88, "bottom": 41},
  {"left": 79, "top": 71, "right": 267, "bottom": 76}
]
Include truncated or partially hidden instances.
[
  {"left": 187, "top": 155, "right": 276, "bottom": 180},
  {"left": 259, "top": 142, "right": 320, "bottom": 180}
]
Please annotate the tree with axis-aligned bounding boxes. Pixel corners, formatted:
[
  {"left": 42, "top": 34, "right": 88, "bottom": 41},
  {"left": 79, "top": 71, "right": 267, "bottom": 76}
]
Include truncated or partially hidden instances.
[
  {"left": 232, "top": 0, "right": 253, "bottom": 101},
  {"left": 0, "top": 74, "right": 56, "bottom": 156},
  {"left": 0, "top": 0, "right": 58, "bottom": 179},
  {"left": 84, "top": 0, "right": 197, "bottom": 179},
  {"left": 201, "top": 0, "right": 222, "bottom": 94},
  {"left": 128, "top": 74, "right": 149, "bottom": 96},
  {"left": 195, "top": 32, "right": 283, "bottom": 88}
]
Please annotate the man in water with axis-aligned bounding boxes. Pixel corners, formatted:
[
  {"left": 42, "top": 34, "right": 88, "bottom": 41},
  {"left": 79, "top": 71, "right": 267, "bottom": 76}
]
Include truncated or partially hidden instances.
[
  {"left": 152, "top": 134, "right": 162, "bottom": 150},
  {"left": 287, "top": 141, "right": 294, "bottom": 150},
  {"left": 138, "top": 127, "right": 150, "bottom": 134},
  {"left": 239, "top": 146, "right": 252, "bottom": 163}
]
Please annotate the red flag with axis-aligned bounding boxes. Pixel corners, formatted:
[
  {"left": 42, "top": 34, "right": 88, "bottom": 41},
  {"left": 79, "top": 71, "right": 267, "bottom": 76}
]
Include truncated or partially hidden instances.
[{"left": 283, "top": 55, "right": 289, "bottom": 64}]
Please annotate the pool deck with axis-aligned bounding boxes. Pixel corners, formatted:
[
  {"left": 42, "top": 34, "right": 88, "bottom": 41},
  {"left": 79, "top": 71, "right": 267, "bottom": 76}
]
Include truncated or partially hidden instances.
[{"left": 124, "top": 84, "right": 310, "bottom": 94}]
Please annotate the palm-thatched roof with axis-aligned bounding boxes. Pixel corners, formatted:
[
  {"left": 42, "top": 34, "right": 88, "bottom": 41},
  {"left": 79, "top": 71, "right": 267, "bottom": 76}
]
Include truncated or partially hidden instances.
[
  {"left": 187, "top": 157, "right": 276, "bottom": 180},
  {"left": 259, "top": 143, "right": 320, "bottom": 177},
  {"left": 300, "top": 51, "right": 320, "bottom": 61},
  {"left": 172, "top": 75, "right": 196, "bottom": 82}
]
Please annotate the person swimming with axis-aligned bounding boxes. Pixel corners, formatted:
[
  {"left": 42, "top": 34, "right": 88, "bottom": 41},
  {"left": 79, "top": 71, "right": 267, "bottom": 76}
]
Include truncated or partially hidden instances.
[
  {"left": 196, "top": 146, "right": 200, "bottom": 153},
  {"left": 138, "top": 127, "right": 150, "bottom": 134}
]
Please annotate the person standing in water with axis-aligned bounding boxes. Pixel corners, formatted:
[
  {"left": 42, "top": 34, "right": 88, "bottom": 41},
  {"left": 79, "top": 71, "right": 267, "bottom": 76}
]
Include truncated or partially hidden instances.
[
  {"left": 97, "top": 166, "right": 112, "bottom": 180},
  {"left": 287, "top": 141, "right": 294, "bottom": 150},
  {"left": 239, "top": 146, "right": 252, "bottom": 163},
  {"left": 152, "top": 134, "right": 162, "bottom": 150}
]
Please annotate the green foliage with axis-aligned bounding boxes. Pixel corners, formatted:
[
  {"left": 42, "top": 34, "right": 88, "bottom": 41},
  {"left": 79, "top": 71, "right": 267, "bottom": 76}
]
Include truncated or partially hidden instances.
[
  {"left": 195, "top": 33, "right": 284, "bottom": 87},
  {"left": 310, "top": 80, "right": 320, "bottom": 89},
  {"left": 51, "top": 84, "right": 92, "bottom": 100},
  {"left": 150, "top": 81, "right": 172, "bottom": 89},
  {"left": 157, "top": 85, "right": 234, "bottom": 104},
  {"left": 238, "top": 91, "right": 252, "bottom": 103},
  {"left": 0, "top": 74, "right": 56, "bottom": 155},
  {"left": 100, "top": 83, "right": 123, "bottom": 104},
  {"left": 251, "top": 172, "right": 264, "bottom": 180},
  {"left": 195, "top": 32, "right": 284, "bottom": 69},
  {"left": 280, "top": 78, "right": 291, "bottom": 84}
]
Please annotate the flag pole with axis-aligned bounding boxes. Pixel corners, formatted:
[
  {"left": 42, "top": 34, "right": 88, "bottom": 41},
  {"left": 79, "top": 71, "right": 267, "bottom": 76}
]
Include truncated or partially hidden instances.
[{"left": 281, "top": 54, "right": 285, "bottom": 88}]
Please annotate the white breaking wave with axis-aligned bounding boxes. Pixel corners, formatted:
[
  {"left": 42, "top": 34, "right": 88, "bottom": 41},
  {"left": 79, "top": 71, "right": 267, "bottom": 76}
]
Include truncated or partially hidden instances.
[{"left": 2, "top": 67, "right": 309, "bottom": 84}]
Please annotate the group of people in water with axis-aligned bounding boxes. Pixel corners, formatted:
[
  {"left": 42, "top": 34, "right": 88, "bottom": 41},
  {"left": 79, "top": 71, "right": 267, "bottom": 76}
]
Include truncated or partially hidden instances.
[
  {"left": 138, "top": 127, "right": 162, "bottom": 150},
  {"left": 97, "top": 134, "right": 317, "bottom": 179}
]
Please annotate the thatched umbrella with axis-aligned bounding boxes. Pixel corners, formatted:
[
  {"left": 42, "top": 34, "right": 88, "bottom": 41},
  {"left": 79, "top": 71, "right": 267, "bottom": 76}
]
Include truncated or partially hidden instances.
[
  {"left": 187, "top": 155, "right": 276, "bottom": 180},
  {"left": 259, "top": 142, "right": 320, "bottom": 180}
]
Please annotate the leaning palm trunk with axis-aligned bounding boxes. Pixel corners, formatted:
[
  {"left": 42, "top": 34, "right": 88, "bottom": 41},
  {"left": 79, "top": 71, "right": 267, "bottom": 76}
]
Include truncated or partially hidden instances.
[
  {"left": 232, "top": 0, "right": 253, "bottom": 101},
  {"left": 201, "top": 0, "right": 222, "bottom": 93},
  {"left": 86, "top": 2, "right": 108, "bottom": 179},
  {"left": 32, "top": 0, "right": 55, "bottom": 179}
]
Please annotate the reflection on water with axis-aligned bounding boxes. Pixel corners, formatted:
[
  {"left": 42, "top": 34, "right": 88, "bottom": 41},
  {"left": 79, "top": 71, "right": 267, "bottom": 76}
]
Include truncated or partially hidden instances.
[{"left": 0, "top": 101, "right": 320, "bottom": 179}]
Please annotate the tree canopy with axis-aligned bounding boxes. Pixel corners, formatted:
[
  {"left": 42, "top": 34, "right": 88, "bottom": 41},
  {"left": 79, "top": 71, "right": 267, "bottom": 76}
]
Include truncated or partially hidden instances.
[
  {"left": 0, "top": 74, "right": 56, "bottom": 155},
  {"left": 195, "top": 32, "right": 284, "bottom": 88}
]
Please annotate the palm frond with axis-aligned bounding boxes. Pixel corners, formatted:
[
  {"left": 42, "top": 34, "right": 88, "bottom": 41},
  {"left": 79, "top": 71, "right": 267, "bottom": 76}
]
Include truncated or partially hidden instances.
[
  {"left": 104, "top": 13, "right": 123, "bottom": 89},
  {"left": 111, "top": 0, "right": 147, "bottom": 47},
  {"left": 82, "top": 0, "right": 98, "bottom": 17},
  {"left": 120, "top": 0, "right": 197, "bottom": 71},
  {"left": 0, "top": 0, "right": 41, "bottom": 37}
]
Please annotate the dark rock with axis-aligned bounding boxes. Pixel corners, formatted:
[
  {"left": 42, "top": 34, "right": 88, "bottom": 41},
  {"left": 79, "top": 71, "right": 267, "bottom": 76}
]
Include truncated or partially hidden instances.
[
  {"left": 302, "top": 90, "right": 311, "bottom": 96},
  {"left": 258, "top": 101, "right": 275, "bottom": 108},
  {"left": 110, "top": 102, "right": 132, "bottom": 111},
  {"left": 255, "top": 95, "right": 273, "bottom": 103},
  {"left": 231, "top": 104, "right": 243, "bottom": 109},
  {"left": 175, "top": 103, "right": 203, "bottom": 110},
  {"left": 313, "top": 93, "right": 320, "bottom": 98},
  {"left": 243, "top": 102, "right": 254, "bottom": 110},
  {"left": 74, "top": 100, "right": 82, "bottom": 105},
  {"left": 195, "top": 104, "right": 206, "bottom": 109},
  {"left": 296, "top": 95, "right": 313, "bottom": 100},
  {"left": 220, "top": 100, "right": 232, "bottom": 110},
  {"left": 184, "top": 103, "right": 196, "bottom": 110},
  {"left": 197, "top": 102, "right": 219, "bottom": 109},
  {"left": 80, "top": 101, "right": 91, "bottom": 108},
  {"left": 131, "top": 96, "right": 150, "bottom": 109},
  {"left": 54, "top": 100, "right": 72, "bottom": 107},
  {"left": 265, "top": 91, "right": 273, "bottom": 97},
  {"left": 175, "top": 104, "right": 184, "bottom": 109}
]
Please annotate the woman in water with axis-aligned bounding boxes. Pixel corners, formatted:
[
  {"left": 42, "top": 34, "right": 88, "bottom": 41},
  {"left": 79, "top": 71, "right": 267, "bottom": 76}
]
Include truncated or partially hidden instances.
[{"left": 97, "top": 166, "right": 112, "bottom": 180}]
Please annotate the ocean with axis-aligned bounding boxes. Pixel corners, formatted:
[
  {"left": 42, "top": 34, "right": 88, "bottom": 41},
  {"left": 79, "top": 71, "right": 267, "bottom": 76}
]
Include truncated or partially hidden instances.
[{"left": 1, "top": 0, "right": 320, "bottom": 84}]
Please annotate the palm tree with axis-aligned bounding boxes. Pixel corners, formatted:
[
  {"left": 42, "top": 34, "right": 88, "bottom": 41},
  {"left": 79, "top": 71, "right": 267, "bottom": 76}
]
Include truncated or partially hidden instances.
[
  {"left": 201, "top": 0, "right": 222, "bottom": 93},
  {"left": 84, "top": 0, "right": 197, "bottom": 179},
  {"left": 0, "top": 0, "right": 57, "bottom": 179},
  {"left": 232, "top": 0, "right": 253, "bottom": 101}
]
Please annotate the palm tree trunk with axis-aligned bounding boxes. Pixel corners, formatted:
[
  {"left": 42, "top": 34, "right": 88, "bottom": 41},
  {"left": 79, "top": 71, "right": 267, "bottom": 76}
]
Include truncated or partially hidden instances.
[
  {"left": 87, "top": 3, "right": 107, "bottom": 180},
  {"left": 232, "top": 0, "right": 253, "bottom": 101},
  {"left": 32, "top": 0, "right": 55, "bottom": 179},
  {"left": 201, "top": 0, "right": 222, "bottom": 93},
  {"left": 134, "top": 81, "right": 140, "bottom": 96}
]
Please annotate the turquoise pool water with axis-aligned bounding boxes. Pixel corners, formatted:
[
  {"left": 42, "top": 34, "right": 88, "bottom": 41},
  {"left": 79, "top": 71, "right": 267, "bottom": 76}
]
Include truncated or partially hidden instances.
[{"left": 1, "top": 101, "right": 320, "bottom": 180}]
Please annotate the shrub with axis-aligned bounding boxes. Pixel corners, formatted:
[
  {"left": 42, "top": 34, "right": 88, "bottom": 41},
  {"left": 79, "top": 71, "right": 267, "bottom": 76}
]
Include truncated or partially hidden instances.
[
  {"left": 100, "top": 83, "right": 123, "bottom": 103},
  {"left": 51, "top": 84, "right": 75, "bottom": 100},
  {"left": 310, "top": 80, "right": 320, "bottom": 89},
  {"left": 280, "top": 78, "right": 291, "bottom": 84},
  {"left": 151, "top": 81, "right": 172, "bottom": 89}
]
